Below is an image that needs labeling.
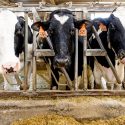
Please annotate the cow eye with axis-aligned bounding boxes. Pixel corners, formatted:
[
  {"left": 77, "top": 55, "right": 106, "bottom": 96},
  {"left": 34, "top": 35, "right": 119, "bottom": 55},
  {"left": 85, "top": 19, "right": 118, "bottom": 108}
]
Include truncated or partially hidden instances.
[
  {"left": 48, "top": 28, "right": 53, "bottom": 35},
  {"left": 109, "top": 23, "right": 115, "bottom": 31}
]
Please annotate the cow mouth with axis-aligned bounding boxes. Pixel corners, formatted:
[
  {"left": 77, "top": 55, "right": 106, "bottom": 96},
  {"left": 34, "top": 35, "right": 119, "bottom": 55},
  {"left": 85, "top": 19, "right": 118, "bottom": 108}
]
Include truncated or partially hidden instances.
[{"left": 118, "top": 49, "right": 125, "bottom": 64}]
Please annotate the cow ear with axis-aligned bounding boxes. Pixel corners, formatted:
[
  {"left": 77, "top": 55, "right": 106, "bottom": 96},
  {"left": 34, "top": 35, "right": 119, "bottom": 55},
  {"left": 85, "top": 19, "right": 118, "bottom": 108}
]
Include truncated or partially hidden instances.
[
  {"left": 74, "top": 19, "right": 91, "bottom": 29},
  {"left": 99, "top": 23, "right": 107, "bottom": 31},
  {"left": 93, "top": 18, "right": 109, "bottom": 31},
  {"left": 31, "top": 21, "right": 50, "bottom": 31}
]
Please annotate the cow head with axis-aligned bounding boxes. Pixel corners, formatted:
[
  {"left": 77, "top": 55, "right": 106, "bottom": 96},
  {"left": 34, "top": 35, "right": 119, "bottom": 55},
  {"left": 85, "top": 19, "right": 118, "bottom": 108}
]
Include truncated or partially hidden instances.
[
  {"left": 31, "top": 9, "right": 87, "bottom": 67},
  {"left": 14, "top": 16, "right": 33, "bottom": 57},
  {"left": 92, "top": 14, "right": 125, "bottom": 64}
]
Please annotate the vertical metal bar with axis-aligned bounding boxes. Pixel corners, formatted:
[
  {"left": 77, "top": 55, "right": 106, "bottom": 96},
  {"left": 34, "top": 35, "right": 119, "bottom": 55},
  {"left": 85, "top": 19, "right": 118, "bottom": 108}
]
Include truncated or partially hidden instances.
[
  {"left": 82, "top": 10, "right": 88, "bottom": 90},
  {"left": 32, "top": 21, "right": 37, "bottom": 91},
  {"left": 31, "top": 8, "right": 41, "bottom": 91},
  {"left": 24, "top": 12, "right": 28, "bottom": 90},
  {"left": 74, "top": 29, "right": 78, "bottom": 90},
  {"left": 92, "top": 25, "right": 122, "bottom": 84},
  {"left": 83, "top": 35, "right": 88, "bottom": 90}
]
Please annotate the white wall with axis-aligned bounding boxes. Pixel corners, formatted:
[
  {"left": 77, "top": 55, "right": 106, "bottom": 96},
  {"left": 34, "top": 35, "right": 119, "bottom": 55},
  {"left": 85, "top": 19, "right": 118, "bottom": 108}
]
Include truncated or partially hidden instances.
[{"left": 90, "top": 12, "right": 111, "bottom": 19}]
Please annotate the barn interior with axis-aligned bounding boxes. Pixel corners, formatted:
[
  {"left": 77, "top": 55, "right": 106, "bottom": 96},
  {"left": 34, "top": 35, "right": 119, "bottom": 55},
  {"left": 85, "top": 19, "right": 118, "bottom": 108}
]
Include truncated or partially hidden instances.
[
  {"left": 1, "top": 0, "right": 125, "bottom": 6},
  {"left": 0, "top": 0, "right": 125, "bottom": 125}
]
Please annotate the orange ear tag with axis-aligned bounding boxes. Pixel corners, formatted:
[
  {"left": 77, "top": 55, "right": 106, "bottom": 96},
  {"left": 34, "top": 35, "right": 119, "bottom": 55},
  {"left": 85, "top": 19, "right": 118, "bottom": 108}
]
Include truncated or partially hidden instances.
[
  {"left": 79, "top": 24, "right": 87, "bottom": 36},
  {"left": 39, "top": 26, "right": 48, "bottom": 38},
  {"left": 99, "top": 23, "right": 107, "bottom": 31}
]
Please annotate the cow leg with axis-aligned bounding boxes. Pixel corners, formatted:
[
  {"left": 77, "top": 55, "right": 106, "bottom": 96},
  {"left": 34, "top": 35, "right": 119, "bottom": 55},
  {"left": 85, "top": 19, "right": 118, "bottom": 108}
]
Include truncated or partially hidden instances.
[
  {"left": 87, "top": 65, "right": 95, "bottom": 89},
  {"left": 100, "top": 77, "right": 108, "bottom": 90},
  {"left": 51, "top": 67, "right": 59, "bottom": 90},
  {"left": 78, "top": 65, "right": 94, "bottom": 89}
]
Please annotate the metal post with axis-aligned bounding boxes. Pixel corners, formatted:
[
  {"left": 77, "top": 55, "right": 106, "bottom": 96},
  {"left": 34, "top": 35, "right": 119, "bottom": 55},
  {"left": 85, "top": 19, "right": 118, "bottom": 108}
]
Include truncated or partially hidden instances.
[
  {"left": 83, "top": 35, "right": 88, "bottom": 90},
  {"left": 74, "top": 29, "right": 78, "bottom": 90},
  {"left": 32, "top": 22, "right": 37, "bottom": 91},
  {"left": 92, "top": 25, "right": 122, "bottom": 84},
  {"left": 31, "top": 8, "right": 41, "bottom": 91},
  {"left": 24, "top": 12, "right": 28, "bottom": 90}
]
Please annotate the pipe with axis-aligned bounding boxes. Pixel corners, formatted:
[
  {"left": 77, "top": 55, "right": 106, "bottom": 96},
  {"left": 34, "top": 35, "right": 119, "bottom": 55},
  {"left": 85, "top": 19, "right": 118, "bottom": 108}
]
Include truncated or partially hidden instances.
[
  {"left": 24, "top": 12, "right": 29, "bottom": 90},
  {"left": 74, "top": 29, "right": 78, "bottom": 90}
]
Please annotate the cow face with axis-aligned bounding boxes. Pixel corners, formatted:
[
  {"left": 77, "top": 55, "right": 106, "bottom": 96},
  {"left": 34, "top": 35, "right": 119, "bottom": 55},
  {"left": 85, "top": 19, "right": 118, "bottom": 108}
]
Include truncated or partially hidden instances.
[
  {"left": 32, "top": 9, "right": 87, "bottom": 67},
  {"left": 14, "top": 16, "right": 33, "bottom": 57},
  {"left": 108, "top": 14, "right": 125, "bottom": 63},
  {"left": 92, "top": 14, "right": 125, "bottom": 64}
]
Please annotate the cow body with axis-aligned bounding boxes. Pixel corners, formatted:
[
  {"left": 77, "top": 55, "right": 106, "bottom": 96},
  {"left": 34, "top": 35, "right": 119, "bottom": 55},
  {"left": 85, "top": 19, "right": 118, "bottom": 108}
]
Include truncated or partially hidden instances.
[
  {"left": 88, "top": 7, "right": 125, "bottom": 89},
  {"left": 0, "top": 10, "right": 33, "bottom": 90}
]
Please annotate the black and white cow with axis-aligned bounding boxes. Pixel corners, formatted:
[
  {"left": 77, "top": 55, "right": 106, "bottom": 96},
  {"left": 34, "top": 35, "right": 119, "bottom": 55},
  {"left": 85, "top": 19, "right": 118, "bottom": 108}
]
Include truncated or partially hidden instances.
[
  {"left": 32, "top": 8, "right": 125, "bottom": 90},
  {"left": 31, "top": 9, "right": 91, "bottom": 89},
  {"left": 88, "top": 7, "right": 125, "bottom": 89},
  {"left": 0, "top": 10, "right": 33, "bottom": 90}
]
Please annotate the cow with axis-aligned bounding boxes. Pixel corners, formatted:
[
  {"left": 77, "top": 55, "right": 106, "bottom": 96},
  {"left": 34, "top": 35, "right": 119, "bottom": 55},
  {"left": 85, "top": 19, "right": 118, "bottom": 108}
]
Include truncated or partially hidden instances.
[
  {"left": 87, "top": 6, "right": 125, "bottom": 90},
  {"left": 0, "top": 10, "right": 33, "bottom": 90},
  {"left": 31, "top": 9, "right": 94, "bottom": 90},
  {"left": 31, "top": 8, "right": 125, "bottom": 90}
]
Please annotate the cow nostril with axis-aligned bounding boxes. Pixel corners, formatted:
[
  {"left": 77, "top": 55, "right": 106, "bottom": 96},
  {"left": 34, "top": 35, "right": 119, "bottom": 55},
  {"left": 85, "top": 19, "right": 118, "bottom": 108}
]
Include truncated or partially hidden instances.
[
  {"left": 64, "top": 58, "right": 69, "bottom": 63},
  {"left": 55, "top": 57, "right": 70, "bottom": 67},
  {"left": 8, "top": 67, "right": 14, "bottom": 73}
]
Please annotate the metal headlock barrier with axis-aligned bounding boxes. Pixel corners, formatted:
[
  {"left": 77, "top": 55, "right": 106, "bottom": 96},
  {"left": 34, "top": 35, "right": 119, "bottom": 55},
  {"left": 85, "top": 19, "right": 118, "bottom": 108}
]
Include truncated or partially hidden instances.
[{"left": 0, "top": 3, "right": 125, "bottom": 97}]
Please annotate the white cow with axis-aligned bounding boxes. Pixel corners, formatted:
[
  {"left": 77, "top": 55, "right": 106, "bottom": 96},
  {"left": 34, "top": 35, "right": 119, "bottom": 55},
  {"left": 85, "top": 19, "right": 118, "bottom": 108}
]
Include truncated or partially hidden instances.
[{"left": 0, "top": 10, "right": 21, "bottom": 90}]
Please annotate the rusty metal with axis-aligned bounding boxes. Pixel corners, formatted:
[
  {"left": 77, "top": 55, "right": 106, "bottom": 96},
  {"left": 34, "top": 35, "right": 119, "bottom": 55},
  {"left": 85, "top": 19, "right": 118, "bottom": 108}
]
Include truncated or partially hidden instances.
[
  {"left": 24, "top": 12, "right": 29, "bottom": 90},
  {"left": 32, "top": 9, "right": 38, "bottom": 91}
]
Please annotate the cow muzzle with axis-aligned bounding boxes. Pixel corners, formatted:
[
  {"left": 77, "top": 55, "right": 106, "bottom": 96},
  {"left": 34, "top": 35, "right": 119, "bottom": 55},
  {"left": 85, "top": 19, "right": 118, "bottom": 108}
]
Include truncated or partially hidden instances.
[
  {"left": 54, "top": 56, "right": 70, "bottom": 67},
  {"left": 2, "top": 62, "right": 20, "bottom": 74}
]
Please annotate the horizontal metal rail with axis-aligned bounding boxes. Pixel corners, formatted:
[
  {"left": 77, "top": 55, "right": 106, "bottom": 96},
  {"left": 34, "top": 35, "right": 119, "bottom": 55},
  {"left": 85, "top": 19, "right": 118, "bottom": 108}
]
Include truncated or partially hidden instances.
[
  {"left": 85, "top": 49, "right": 106, "bottom": 56},
  {"left": 0, "top": 6, "right": 117, "bottom": 12},
  {"left": 34, "top": 49, "right": 55, "bottom": 57},
  {"left": 0, "top": 90, "right": 125, "bottom": 99}
]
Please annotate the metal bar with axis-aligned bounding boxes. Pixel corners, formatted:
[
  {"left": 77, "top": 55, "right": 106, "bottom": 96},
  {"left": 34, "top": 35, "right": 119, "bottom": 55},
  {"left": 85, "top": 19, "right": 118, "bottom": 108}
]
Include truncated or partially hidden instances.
[
  {"left": 24, "top": 12, "right": 28, "bottom": 90},
  {"left": 31, "top": 7, "right": 41, "bottom": 22},
  {"left": 46, "top": 36, "right": 54, "bottom": 50},
  {"left": 0, "top": 7, "right": 116, "bottom": 12},
  {"left": 61, "top": 67, "right": 73, "bottom": 90},
  {"left": 32, "top": 9, "right": 38, "bottom": 91},
  {"left": 86, "top": 49, "right": 106, "bottom": 56},
  {"left": 92, "top": 25, "right": 122, "bottom": 84},
  {"left": 32, "top": 31, "right": 37, "bottom": 91},
  {"left": 34, "top": 49, "right": 55, "bottom": 57},
  {"left": 83, "top": 35, "right": 88, "bottom": 90},
  {"left": 74, "top": 29, "right": 78, "bottom": 90}
]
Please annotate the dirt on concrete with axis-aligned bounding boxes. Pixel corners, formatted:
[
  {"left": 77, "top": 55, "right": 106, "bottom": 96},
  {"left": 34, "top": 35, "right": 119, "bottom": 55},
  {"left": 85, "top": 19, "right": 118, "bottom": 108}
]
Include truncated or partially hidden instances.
[{"left": 0, "top": 96, "right": 125, "bottom": 125}]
